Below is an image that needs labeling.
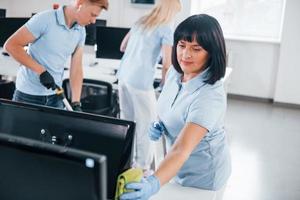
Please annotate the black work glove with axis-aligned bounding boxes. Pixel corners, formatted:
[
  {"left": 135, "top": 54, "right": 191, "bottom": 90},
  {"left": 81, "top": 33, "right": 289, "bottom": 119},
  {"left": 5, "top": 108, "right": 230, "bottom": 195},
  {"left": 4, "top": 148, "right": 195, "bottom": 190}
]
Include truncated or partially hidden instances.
[
  {"left": 71, "top": 101, "right": 82, "bottom": 112},
  {"left": 39, "top": 71, "right": 56, "bottom": 90}
]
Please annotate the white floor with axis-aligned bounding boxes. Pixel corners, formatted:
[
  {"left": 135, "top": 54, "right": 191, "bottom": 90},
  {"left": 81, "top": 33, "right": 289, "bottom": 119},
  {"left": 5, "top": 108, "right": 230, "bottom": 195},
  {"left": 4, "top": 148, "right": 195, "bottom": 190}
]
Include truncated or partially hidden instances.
[
  {"left": 155, "top": 98, "right": 300, "bottom": 200},
  {"left": 223, "top": 98, "right": 300, "bottom": 200}
]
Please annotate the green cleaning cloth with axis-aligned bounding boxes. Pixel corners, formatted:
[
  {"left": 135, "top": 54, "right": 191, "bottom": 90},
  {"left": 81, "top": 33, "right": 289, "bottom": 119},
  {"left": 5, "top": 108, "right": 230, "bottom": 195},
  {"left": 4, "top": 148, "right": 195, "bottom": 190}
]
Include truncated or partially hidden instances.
[{"left": 114, "top": 168, "right": 143, "bottom": 200}]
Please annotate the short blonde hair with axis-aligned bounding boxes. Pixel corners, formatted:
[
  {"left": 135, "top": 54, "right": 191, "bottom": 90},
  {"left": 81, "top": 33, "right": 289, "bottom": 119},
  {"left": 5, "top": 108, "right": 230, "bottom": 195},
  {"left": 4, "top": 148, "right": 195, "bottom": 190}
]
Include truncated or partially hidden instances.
[
  {"left": 88, "top": 0, "right": 109, "bottom": 10},
  {"left": 138, "top": 0, "right": 181, "bottom": 30}
]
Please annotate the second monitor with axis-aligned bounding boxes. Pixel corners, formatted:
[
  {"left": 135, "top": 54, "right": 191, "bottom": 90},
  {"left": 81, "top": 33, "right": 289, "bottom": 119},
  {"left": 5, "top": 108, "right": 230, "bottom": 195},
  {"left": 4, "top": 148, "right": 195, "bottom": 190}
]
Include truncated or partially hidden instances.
[
  {"left": 96, "top": 26, "right": 130, "bottom": 59},
  {"left": 0, "top": 17, "right": 29, "bottom": 47}
]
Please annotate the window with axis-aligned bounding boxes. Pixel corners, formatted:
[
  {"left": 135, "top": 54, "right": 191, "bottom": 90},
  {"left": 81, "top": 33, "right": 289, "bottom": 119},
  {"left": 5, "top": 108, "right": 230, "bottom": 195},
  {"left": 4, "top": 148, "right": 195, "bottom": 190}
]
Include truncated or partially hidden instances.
[{"left": 191, "top": 0, "right": 286, "bottom": 42}]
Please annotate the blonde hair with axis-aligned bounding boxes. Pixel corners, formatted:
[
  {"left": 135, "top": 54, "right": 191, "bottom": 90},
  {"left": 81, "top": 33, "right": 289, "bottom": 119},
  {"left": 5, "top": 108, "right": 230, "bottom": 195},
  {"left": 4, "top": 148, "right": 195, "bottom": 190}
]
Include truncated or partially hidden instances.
[
  {"left": 138, "top": 0, "right": 181, "bottom": 30},
  {"left": 88, "top": 0, "right": 109, "bottom": 10}
]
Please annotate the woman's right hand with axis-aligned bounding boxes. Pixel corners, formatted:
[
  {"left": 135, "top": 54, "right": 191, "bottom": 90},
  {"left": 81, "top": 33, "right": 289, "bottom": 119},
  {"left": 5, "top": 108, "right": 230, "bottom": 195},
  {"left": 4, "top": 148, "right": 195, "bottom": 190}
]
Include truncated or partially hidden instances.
[
  {"left": 148, "top": 121, "right": 165, "bottom": 141},
  {"left": 120, "top": 175, "right": 160, "bottom": 200}
]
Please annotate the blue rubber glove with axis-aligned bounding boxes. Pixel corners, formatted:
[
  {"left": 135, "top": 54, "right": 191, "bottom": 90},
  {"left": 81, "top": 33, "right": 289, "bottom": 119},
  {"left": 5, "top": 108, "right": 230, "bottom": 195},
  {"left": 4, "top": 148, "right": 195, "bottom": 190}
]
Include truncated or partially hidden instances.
[
  {"left": 148, "top": 121, "right": 165, "bottom": 141},
  {"left": 120, "top": 175, "right": 160, "bottom": 200}
]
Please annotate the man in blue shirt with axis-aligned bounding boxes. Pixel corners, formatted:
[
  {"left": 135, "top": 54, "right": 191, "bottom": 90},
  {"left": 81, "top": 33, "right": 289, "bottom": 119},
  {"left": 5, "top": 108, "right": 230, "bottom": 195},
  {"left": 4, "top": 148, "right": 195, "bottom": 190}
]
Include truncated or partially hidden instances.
[{"left": 4, "top": 0, "right": 108, "bottom": 110}]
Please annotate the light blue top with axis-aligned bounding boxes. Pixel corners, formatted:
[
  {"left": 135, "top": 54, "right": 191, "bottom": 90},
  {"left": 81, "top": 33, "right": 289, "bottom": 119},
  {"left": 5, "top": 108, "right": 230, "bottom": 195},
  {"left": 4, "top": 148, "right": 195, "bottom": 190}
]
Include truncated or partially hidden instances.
[
  {"left": 16, "top": 6, "right": 86, "bottom": 95},
  {"left": 117, "top": 24, "right": 173, "bottom": 90},
  {"left": 157, "top": 67, "right": 231, "bottom": 190}
]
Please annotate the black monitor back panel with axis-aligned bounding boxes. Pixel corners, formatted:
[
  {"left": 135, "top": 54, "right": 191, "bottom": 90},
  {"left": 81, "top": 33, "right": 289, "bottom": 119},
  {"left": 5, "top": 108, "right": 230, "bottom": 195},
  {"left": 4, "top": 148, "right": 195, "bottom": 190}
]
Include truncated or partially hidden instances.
[
  {"left": 96, "top": 26, "right": 130, "bottom": 59},
  {"left": 0, "top": 17, "right": 29, "bottom": 47},
  {"left": 0, "top": 99, "right": 135, "bottom": 199},
  {"left": 0, "top": 133, "right": 107, "bottom": 200}
]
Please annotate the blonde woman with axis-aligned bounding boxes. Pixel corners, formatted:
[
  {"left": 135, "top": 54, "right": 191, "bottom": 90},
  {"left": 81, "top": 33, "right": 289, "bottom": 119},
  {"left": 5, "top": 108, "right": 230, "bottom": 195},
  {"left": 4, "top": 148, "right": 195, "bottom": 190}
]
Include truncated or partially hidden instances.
[{"left": 117, "top": 0, "right": 181, "bottom": 171}]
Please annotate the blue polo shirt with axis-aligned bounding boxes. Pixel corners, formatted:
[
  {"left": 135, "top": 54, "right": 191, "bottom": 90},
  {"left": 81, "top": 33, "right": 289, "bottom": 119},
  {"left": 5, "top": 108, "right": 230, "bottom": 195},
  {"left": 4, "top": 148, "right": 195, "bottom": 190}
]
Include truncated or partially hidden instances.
[
  {"left": 16, "top": 6, "right": 86, "bottom": 95},
  {"left": 157, "top": 67, "right": 231, "bottom": 190},
  {"left": 117, "top": 24, "right": 173, "bottom": 90}
]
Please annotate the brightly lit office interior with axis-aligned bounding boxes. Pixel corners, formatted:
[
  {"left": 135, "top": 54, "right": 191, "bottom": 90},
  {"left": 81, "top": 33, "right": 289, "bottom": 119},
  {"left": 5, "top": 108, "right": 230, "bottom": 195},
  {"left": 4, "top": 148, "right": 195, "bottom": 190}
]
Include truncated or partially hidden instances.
[{"left": 0, "top": 0, "right": 299, "bottom": 200}]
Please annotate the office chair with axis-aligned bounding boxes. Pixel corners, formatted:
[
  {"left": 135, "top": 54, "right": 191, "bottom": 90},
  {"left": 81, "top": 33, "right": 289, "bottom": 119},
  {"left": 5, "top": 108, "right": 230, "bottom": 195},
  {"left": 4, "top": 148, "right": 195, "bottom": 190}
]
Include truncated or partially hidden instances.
[
  {"left": 62, "top": 79, "right": 119, "bottom": 117},
  {"left": 0, "top": 79, "right": 15, "bottom": 100}
]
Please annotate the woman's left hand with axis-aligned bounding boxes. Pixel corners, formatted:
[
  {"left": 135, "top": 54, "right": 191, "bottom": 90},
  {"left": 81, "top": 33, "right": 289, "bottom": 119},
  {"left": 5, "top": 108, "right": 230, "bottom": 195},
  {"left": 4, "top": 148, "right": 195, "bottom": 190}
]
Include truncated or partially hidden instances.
[{"left": 148, "top": 121, "right": 165, "bottom": 141}]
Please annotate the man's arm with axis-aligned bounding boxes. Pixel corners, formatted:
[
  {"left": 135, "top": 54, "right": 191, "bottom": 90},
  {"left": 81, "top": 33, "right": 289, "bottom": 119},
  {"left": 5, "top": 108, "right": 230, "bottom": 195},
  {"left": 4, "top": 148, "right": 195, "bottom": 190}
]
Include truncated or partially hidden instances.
[
  {"left": 4, "top": 26, "right": 46, "bottom": 75},
  {"left": 69, "top": 46, "right": 83, "bottom": 103}
]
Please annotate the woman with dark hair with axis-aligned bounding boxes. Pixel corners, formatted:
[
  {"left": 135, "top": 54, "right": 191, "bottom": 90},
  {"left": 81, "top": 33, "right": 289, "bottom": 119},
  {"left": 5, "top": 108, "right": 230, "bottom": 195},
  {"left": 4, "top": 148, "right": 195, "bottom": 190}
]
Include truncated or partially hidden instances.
[{"left": 120, "top": 14, "right": 231, "bottom": 200}]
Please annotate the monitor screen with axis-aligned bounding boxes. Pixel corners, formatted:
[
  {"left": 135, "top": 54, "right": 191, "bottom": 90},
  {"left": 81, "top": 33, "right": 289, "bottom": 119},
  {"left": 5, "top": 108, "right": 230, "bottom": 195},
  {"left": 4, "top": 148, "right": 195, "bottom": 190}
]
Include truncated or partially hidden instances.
[
  {"left": 85, "top": 19, "right": 107, "bottom": 46},
  {"left": 0, "top": 133, "right": 107, "bottom": 200},
  {"left": 96, "top": 26, "right": 130, "bottom": 59},
  {"left": 0, "top": 99, "right": 135, "bottom": 200},
  {"left": 0, "top": 17, "right": 30, "bottom": 47}
]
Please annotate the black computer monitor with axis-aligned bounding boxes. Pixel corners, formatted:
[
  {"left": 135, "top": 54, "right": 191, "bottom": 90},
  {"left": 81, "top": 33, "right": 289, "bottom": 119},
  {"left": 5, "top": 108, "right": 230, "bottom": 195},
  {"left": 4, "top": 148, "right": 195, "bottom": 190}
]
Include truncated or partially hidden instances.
[
  {"left": 0, "top": 8, "right": 6, "bottom": 18},
  {"left": 85, "top": 19, "right": 107, "bottom": 46},
  {"left": 0, "top": 133, "right": 107, "bottom": 200},
  {"left": 0, "top": 99, "right": 135, "bottom": 200},
  {"left": 0, "top": 17, "right": 29, "bottom": 47},
  {"left": 96, "top": 26, "right": 130, "bottom": 59}
]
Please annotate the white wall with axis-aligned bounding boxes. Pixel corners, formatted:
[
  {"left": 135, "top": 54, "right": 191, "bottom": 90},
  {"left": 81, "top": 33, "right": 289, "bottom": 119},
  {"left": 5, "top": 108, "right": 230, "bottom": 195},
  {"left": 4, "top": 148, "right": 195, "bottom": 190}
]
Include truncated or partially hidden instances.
[
  {"left": 0, "top": 0, "right": 155, "bottom": 27},
  {"left": 1, "top": 0, "right": 71, "bottom": 17},
  {"left": 115, "top": 1, "right": 153, "bottom": 27},
  {"left": 226, "top": 39, "right": 280, "bottom": 99},
  {"left": 174, "top": 0, "right": 191, "bottom": 27},
  {"left": 105, "top": 0, "right": 191, "bottom": 28},
  {"left": 274, "top": 0, "right": 300, "bottom": 104},
  {"left": 0, "top": 0, "right": 190, "bottom": 27},
  {"left": 0, "top": 0, "right": 12, "bottom": 17}
]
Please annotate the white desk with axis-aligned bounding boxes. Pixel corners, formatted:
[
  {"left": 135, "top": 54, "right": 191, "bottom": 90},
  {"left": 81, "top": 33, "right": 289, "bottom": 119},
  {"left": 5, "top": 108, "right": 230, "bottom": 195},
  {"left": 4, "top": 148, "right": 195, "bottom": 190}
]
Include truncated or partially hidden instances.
[
  {"left": 151, "top": 181, "right": 217, "bottom": 200},
  {"left": 0, "top": 48, "right": 162, "bottom": 85},
  {"left": 0, "top": 50, "right": 21, "bottom": 77},
  {"left": 64, "top": 55, "right": 121, "bottom": 84},
  {"left": 0, "top": 48, "right": 120, "bottom": 84}
]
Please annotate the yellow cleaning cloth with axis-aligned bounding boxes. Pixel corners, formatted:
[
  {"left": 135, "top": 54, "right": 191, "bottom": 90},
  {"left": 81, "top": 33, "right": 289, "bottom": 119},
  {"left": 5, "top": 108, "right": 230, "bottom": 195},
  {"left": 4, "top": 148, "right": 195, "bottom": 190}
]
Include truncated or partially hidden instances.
[{"left": 115, "top": 168, "right": 143, "bottom": 200}]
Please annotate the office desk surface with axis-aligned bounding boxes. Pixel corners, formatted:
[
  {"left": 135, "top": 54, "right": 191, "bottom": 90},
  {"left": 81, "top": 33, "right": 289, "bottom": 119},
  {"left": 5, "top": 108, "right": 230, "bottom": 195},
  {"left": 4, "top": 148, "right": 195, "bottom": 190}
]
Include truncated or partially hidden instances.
[
  {"left": 0, "top": 48, "right": 162, "bottom": 84},
  {"left": 0, "top": 49, "right": 118, "bottom": 84},
  {"left": 152, "top": 181, "right": 216, "bottom": 200},
  {"left": 63, "top": 53, "right": 120, "bottom": 84},
  {"left": 0, "top": 49, "right": 20, "bottom": 77}
]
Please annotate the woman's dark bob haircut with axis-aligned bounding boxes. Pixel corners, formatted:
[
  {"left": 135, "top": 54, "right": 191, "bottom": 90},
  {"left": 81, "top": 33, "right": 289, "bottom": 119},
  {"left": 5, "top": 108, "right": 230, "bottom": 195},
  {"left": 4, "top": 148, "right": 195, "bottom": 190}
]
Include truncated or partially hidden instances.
[{"left": 172, "top": 14, "right": 226, "bottom": 85}]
